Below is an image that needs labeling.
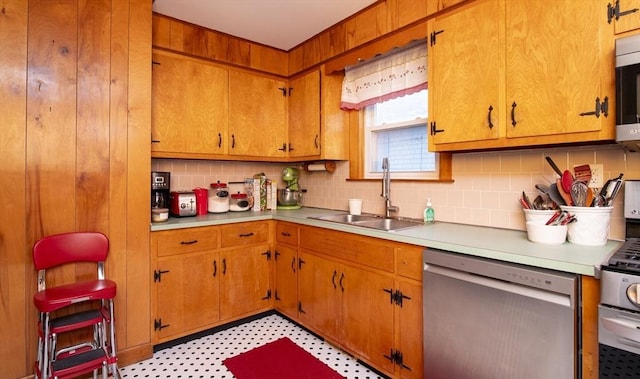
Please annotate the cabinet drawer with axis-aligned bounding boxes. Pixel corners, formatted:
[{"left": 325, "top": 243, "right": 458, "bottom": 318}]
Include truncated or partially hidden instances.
[
  {"left": 276, "top": 222, "right": 299, "bottom": 246},
  {"left": 153, "top": 226, "right": 219, "bottom": 257},
  {"left": 396, "top": 246, "right": 423, "bottom": 281},
  {"left": 300, "top": 226, "right": 394, "bottom": 272},
  {"left": 220, "top": 221, "right": 269, "bottom": 248}
]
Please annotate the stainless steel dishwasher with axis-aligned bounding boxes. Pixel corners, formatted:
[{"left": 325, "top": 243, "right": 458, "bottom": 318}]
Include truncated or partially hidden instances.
[{"left": 423, "top": 249, "right": 579, "bottom": 379}]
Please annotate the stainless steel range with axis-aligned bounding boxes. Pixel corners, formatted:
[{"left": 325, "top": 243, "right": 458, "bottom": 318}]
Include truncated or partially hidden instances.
[{"left": 599, "top": 180, "right": 640, "bottom": 377}]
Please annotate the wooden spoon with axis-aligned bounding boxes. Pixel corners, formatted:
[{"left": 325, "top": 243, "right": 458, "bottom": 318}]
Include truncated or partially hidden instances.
[{"left": 556, "top": 178, "right": 573, "bottom": 206}]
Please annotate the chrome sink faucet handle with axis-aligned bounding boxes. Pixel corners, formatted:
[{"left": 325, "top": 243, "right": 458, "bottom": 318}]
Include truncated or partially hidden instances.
[{"left": 381, "top": 157, "right": 398, "bottom": 218}]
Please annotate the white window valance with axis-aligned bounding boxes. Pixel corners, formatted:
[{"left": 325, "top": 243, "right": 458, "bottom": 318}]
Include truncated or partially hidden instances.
[{"left": 340, "top": 42, "right": 427, "bottom": 110}]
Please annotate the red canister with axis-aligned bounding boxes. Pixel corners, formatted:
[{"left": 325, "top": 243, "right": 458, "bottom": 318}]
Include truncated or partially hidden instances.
[{"left": 192, "top": 187, "right": 209, "bottom": 215}]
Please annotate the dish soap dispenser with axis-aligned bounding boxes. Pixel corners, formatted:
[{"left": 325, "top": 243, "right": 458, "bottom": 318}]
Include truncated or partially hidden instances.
[{"left": 424, "top": 198, "right": 435, "bottom": 223}]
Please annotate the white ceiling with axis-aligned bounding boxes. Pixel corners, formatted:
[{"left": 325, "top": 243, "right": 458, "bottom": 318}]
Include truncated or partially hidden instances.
[{"left": 152, "top": 0, "right": 378, "bottom": 51}]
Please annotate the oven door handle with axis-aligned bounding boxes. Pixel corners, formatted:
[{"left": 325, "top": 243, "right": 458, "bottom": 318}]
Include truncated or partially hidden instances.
[
  {"left": 601, "top": 316, "right": 640, "bottom": 344},
  {"left": 424, "top": 263, "right": 573, "bottom": 308}
]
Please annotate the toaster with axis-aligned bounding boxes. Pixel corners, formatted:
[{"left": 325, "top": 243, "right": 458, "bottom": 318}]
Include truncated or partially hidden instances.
[{"left": 169, "top": 191, "right": 197, "bottom": 217}]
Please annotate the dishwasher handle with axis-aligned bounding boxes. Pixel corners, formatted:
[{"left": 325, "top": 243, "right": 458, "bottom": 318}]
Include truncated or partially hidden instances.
[{"left": 424, "top": 263, "right": 573, "bottom": 308}]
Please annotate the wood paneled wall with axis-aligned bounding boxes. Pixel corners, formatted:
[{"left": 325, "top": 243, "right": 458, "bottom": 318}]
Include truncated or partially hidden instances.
[{"left": 0, "top": 0, "right": 152, "bottom": 377}]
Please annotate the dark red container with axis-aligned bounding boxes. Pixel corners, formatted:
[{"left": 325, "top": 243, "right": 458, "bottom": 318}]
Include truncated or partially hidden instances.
[{"left": 192, "top": 187, "right": 208, "bottom": 215}]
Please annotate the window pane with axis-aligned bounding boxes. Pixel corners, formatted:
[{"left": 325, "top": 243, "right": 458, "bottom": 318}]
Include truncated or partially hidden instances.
[
  {"left": 371, "top": 125, "right": 435, "bottom": 172},
  {"left": 374, "top": 90, "right": 428, "bottom": 124}
]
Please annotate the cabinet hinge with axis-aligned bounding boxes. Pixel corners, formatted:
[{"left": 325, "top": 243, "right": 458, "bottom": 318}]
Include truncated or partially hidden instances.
[
  {"left": 429, "top": 29, "right": 444, "bottom": 46},
  {"left": 262, "top": 289, "right": 272, "bottom": 300},
  {"left": 262, "top": 250, "right": 272, "bottom": 261},
  {"left": 579, "top": 96, "right": 609, "bottom": 118},
  {"left": 154, "top": 319, "right": 170, "bottom": 331},
  {"left": 393, "top": 290, "right": 411, "bottom": 308},
  {"left": 384, "top": 349, "right": 411, "bottom": 370},
  {"left": 607, "top": 0, "right": 639, "bottom": 23},
  {"left": 430, "top": 121, "right": 444, "bottom": 136},
  {"left": 154, "top": 269, "right": 170, "bottom": 282}
]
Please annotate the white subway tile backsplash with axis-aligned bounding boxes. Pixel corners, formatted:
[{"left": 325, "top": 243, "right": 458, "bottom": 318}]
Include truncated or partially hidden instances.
[{"left": 153, "top": 144, "right": 639, "bottom": 240}]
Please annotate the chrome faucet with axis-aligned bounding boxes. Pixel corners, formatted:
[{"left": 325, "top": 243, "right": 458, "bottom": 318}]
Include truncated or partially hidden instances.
[{"left": 381, "top": 157, "right": 398, "bottom": 218}]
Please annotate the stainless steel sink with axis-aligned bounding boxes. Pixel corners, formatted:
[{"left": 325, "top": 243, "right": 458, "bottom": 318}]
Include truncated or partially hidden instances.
[{"left": 308, "top": 213, "right": 423, "bottom": 231}]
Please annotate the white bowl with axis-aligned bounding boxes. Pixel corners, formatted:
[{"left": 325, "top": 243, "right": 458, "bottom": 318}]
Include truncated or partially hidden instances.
[
  {"left": 523, "top": 209, "right": 557, "bottom": 224},
  {"left": 526, "top": 221, "right": 567, "bottom": 245}
]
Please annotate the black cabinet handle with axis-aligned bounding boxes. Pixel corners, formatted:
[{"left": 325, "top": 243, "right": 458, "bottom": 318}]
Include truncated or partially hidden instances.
[
  {"left": 608, "top": 0, "right": 639, "bottom": 23},
  {"left": 487, "top": 105, "right": 494, "bottom": 129},
  {"left": 180, "top": 240, "right": 198, "bottom": 245},
  {"left": 510, "top": 102, "right": 517, "bottom": 127},
  {"left": 314, "top": 134, "right": 319, "bottom": 149},
  {"left": 339, "top": 273, "right": 345, "bottom": 292},
  {"left": 213, "top": 260, "right": 217, "bottom": 277},
  {"left": 383, "top": 288, "right": 394, "bottom": 304},
  {"left": 288, "top": 143, "right": 293, "bottom": 152},
  {"left": 218, "top": 133, "right": 222, "bottom": 148},
  {"left": 291, "top": 257, "right": 296, "bottom": 273},
  {"left": 222, "top": 258, "right": 226, "bottom": 275},
  {"left": 331, "top": 270, "right": 337, "bottom": 289},
  {"left": 278, "top": 143, "right": 287, "bottom": 152},
  {"left": 231, "top": 134, "right": 236, "bottom": 148},
  {"left": 239, "top": 232, "right": 254, "bottom": 237},
  {"left": 281, "top": 231, "right": 291, "bottom": 237}
]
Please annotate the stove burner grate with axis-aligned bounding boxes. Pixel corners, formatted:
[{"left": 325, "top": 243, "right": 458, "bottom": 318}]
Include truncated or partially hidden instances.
[{"left": 608, "top": 238, "right": 640, "bottom": 271}]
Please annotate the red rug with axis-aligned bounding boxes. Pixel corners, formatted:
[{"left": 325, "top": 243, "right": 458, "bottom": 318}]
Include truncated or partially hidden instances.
[{"left": 223, "top": 337, "right": 345, "bottom": 379}]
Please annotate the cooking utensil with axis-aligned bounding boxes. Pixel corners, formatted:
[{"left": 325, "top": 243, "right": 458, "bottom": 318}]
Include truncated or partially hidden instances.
[
  {"left": 585, "top": 187, "right": 594, "bottom": 207},
  {"left": 561, "top": 170, "right": 574, "bottom": 193},
  {"left": 556, "top": 179, "right": 573, "bottom": 206},
  {"left": 570, "top": 181, "right": 588, "bottom": 207},
  {"left": 574, "top": 164, "right": 592, "bottom": 183},
  {"left": 592, "top": 194, "right": 606, "bottom": 207},
  {"left": 522, "top": 191, "right": 533, "bottom": 209},
  {"left": 548, "top": 183, "right": 566, "bottom": 206},
  {"left": 533, "top": 195, "right": 546, "bottom": 210},
  {"left": 545, "top": 156, "right": 564, "bottom": 177},
  {"left": 535, "top": 183, "right": 558, "bottom": 209},
  {"left": 606, "top": 173, "right": 624, "bottom": 206}
]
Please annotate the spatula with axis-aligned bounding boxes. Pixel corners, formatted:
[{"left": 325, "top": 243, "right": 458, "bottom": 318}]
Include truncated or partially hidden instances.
[{"left": 561, "top": 170, "right": 574, "bottom": 194}]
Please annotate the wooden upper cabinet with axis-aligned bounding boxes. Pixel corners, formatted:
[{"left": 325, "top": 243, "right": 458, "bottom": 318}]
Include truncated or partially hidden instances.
[
  {"left": 228, "top": 70, "right": 288, "bottom": 157},
  {"left": 505, "top": 0, "right": 604, "bottom": 139},
  {"left": 288, "top": 70, "right": 321, "bottom": 158},
  {"left": 429, "top": 0, "right": 500, "bottom": 146},
  {"left": 430, "top": 0, "right": 614, "bottom": 152},
  {"left": 426, "top": 0, "right": 469, "bottom": 15},
  {"left": 151, "top": 51, "right": 228, "bottom": 155},
  {"left": 610, "top": 0, "right": 640, "bottom": 34}
]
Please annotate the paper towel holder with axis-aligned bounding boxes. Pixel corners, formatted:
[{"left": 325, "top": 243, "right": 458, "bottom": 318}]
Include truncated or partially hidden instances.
[{"left": 303, "top": 161, "right": 336, "bottom": 173}]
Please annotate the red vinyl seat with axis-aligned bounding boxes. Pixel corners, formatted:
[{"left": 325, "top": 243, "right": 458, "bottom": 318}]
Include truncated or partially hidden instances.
[{"left": 33, "top": 232, "right": 120, "bottom": 379}]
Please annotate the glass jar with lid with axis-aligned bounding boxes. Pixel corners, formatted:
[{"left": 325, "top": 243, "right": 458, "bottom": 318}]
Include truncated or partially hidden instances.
[
  {"left": 208, "top": 181, "right": 230, "bottom": 213},
  {"left": 230, "top": 192, "right": 250, "bottom": 212}
]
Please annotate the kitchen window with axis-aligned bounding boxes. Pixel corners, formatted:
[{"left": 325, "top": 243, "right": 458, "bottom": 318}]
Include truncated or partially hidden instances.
[{"left": 364, "top": 89, "right": 439, "bottom": 180}]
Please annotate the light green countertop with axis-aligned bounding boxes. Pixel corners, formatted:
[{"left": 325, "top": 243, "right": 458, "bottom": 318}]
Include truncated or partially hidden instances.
[{"left": 151, "top": 207, "right": 622, "bottom": 277}]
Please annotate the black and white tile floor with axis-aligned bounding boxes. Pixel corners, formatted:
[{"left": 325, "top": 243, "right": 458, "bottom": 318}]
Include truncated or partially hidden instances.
[{"left": 120, "top": 313, "right": 386, "bottom": 378}]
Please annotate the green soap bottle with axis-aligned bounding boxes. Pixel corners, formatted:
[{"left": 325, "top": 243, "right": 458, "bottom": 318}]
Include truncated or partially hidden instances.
[{"left": 424, "top": 198, "right": 435, "bottom": 223}]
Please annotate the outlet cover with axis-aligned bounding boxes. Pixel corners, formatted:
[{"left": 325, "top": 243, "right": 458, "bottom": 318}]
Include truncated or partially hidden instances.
[{"left": 589, "top": 164, "right": 604, "bottom": 188}]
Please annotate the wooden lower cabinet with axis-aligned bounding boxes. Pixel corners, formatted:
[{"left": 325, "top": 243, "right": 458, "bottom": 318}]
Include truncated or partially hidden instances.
[
  {"left": 296, "top": 225, "right": 423, "bottom": 378},
  {"left": 151, "top": 222, "right": 272, "bottom": 343},
  {"left": 219, "top": 244, "right": 272, "bottom": 319}
]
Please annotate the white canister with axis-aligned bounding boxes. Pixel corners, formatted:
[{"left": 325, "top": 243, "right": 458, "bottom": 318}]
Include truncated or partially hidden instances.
[{"left": 208, "top": 182, "right": 230, "bottom": 213}]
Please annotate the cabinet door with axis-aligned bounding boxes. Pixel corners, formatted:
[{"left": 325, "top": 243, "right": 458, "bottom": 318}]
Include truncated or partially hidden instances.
[
  {"left": 298, "top": 251, "right": 341, "bottom": 340},
  {"left": 612, "top": 0, "right": 640, "bottom": 34},
  {"left": 506, "top": 0, "right": 603, "bottom": 138},
  {"left": 219, "top": 244, "right": 272, "bottom": 319},
  {"left": 151, "top": 52, "right": 228, "bottom": 154},
  {"left": 274, "top": 244, "right": 298, "bottom": 319},
  {"left": 429, "top": 0, "right": 500, "bottom": 145},
  {"left": 341, "top": 264, "right": 395, "bottom": 375},
  {"left": 155, "top": 251, "right": 219, "bottom": 340},
  {"left": 395, "top": 280, "right": 423, "bottom": 379},
  {"left": 288, "top": 70, "right": 321, "bottom": 158},
  {"left": 228, "top": 71, "right": 287, "bottom": 157}
]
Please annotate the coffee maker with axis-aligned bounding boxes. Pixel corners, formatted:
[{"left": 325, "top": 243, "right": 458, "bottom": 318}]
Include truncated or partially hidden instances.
[{"left": 151, "top": 172, "right": 170, "bottom": 209}]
